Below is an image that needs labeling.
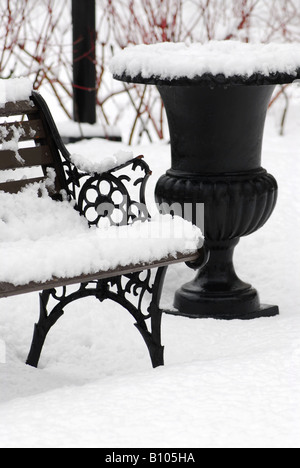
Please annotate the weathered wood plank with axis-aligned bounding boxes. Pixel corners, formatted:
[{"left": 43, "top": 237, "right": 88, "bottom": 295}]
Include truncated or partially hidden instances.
[
  {"left": 0, "top": 176, "right": 46, "bottom": 193},
  {"left": 0, "top": 100, "right": 38, "bottom": 117},
  {"left": 0, "top": 146, "right": 53, "bottom": 170},
  {"left": 0, "top": 120, "right": 46, "bottom": 141}
]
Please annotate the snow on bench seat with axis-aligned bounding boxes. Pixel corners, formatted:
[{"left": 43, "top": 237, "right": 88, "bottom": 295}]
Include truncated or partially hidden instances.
[{"left": 0, "top": 181, "right": 202, "bottom": 288}]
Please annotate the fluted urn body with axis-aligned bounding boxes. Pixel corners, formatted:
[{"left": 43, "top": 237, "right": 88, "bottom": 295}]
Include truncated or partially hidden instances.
[
  {"left": 155, "top": 84, "right": 279, "bottom": 319},
  {"left": 111, "top": 41, "right": 300, "bottom": 320}
]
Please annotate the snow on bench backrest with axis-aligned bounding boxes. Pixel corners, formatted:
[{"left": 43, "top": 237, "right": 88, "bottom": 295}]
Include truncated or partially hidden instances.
[{"left": 0, "top": 78, "right": 65, "bottom": 195}]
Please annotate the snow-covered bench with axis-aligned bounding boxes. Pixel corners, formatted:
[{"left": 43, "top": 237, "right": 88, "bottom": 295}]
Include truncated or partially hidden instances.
[{"left": 0, "top": 79, "right": 205, "bottom": 369}]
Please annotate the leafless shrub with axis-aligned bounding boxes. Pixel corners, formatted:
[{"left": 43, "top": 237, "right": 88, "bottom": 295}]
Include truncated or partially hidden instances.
[{"left": 1, "top": 0, "right": 299, "bottom": 141}]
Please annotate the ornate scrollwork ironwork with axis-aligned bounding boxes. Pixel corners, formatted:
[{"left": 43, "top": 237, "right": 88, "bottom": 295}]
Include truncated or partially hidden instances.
[
  {"left": 26, "top": 267, "right": 168, "bottom": 369},
  {"left": 76, "top": 157, "right": 152, "bottom": 226},
  {"left": 60, "top": 155, "right": 152, "bottom": 226}
]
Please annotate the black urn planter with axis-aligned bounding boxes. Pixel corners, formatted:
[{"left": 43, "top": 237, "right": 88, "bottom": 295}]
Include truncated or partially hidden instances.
[
  {"left": 155, "top": 84, "right": 279, "bottom": 319},
  {"left": 112, "top": 41, "right": 300, "bottom": 320}
]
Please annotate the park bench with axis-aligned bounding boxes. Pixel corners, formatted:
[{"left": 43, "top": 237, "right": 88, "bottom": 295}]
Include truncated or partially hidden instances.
[{"left": 0, "top": 88, "right": 205, "bottom": 369}]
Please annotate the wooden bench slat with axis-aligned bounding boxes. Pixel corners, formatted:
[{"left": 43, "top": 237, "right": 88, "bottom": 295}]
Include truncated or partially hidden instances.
[
  {"left": 0, "top": 100, "right": 38, "bottom": 117},
  {"left": 0, "top": 146, "right": 53, "bottom": 170},
  {"left": 0, "top": 176, "right": 46, "bottom": 193},
  {"left": 0, "top": 251, "right": 200, "bottom": 299},
  {"left": 0, "top": 120, "right": 46, "bottom": 142}
]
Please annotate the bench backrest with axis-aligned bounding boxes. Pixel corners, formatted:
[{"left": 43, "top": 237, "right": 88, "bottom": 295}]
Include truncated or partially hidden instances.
[{"left": 0, "top": 93, "right": 68, "bottom": 195}]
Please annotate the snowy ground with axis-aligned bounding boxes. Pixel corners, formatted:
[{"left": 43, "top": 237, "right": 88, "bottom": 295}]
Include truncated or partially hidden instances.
[{"left": 0, "top": 99, "right": 299, "bottom": 448}]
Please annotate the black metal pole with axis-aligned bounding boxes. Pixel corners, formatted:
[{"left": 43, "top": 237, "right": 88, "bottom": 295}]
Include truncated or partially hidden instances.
[{"left": 72, "top": 0, "right": 96, "bottom": 124}]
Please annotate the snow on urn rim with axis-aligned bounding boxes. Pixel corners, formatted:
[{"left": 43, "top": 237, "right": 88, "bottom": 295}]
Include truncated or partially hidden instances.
[{"left": 110, "top": 41, "right": 300, "bottom": 86}]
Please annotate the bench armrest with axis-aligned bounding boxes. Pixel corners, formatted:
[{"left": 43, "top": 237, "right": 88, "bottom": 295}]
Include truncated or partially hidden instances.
[
  {"left": 185, "top": 243, "right": 210, "bottom": 270},
  {"left": 75, "top": 156, "right": 152, "bottom": 227},
  {"left": 31, "top": 92, "right": 152, "bottom": 226}
]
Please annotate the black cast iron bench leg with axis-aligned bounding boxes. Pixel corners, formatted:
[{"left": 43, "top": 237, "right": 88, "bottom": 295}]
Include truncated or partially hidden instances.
[
  {"left": 134, "top": 266, "right": 167, "bottom": 368},
  {"left": 26, "top": 266, "right": 168, "bottom": 369}
]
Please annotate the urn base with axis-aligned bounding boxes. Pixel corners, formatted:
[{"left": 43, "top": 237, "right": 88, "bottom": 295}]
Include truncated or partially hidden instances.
[
  {"left": 171, "top": 288, "right": 279, "bottom": 320},
  {"left": 172, "top": 238, "right": 279, "bottom": 320}
]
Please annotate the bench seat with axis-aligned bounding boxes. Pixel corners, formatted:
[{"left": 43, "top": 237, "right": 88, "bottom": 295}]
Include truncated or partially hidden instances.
[
  {"left": 0, "top": 179, "right": 202, "bottom": 295},
  {"left": 0, "top": 251, "right": 200, "bottom": 299}
]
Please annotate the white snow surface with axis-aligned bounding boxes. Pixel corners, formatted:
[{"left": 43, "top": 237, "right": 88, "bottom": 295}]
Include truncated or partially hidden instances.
[
  {"left": 0, "top": 78, "right": 32, "bottom": 107},
  {"left": 69, "top": 141, "right": 134, "bottom": 174},
  {"left": 0, "top": 106, "right": 300, "bottom": 448},
  {"left": 0, "top": 181, "right": 201, "bottom": 286},
  {"left": 110, "top": 41, "right": 300, "bottom": 81}
]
